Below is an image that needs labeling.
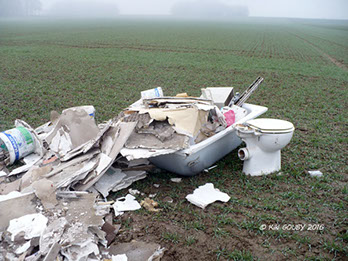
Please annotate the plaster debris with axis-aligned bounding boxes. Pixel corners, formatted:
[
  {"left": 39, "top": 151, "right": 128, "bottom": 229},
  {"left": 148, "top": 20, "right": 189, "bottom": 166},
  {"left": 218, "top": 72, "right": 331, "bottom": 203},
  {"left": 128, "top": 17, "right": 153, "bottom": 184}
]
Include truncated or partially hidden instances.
[
  {"left": 113, "top": 194, "right": 141, "bottom": 216},
  {"left": 7, "top": 213, "right": 48, "bottom": 241},
  {"left": 170, "top": 178, "right": 182, "bottom": 183},
  {"left": 308, "top": 170, "right": 323, "bottom": 177},
  {"left": 186, "top": 183, "right": 230, "bottom": 209},
  {"left": 112, "top": 254, "right": 128, "bottom": 261}
]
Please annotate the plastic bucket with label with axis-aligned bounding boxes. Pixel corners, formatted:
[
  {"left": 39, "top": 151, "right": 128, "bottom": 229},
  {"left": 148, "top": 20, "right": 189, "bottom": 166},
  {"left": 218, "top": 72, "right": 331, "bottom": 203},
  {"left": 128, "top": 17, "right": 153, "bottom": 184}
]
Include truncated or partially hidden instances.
[{"left": 0, "top": 126, "right": 36, "bottom": 165}]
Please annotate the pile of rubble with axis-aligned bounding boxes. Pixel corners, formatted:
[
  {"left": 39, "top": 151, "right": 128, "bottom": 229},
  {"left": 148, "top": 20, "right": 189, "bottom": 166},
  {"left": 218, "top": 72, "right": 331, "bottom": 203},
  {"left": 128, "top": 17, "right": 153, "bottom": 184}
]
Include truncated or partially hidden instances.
[{"left": 0, "top": 80, "right": 262, "bottom": 260}]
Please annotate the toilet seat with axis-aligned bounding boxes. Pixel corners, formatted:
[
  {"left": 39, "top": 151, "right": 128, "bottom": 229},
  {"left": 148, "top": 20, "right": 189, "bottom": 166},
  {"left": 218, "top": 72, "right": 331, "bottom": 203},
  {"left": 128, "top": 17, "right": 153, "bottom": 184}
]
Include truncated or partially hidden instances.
[{"left": 246, "top": 118, "right": 295, "bottom": 134}]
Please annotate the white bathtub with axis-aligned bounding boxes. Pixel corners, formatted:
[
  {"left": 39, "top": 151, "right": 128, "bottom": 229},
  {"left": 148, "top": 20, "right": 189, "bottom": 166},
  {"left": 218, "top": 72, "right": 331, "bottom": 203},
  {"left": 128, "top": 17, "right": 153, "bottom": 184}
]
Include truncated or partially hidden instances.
[{"left": 149, "top": 103, "right": 268, "bottom": 176}]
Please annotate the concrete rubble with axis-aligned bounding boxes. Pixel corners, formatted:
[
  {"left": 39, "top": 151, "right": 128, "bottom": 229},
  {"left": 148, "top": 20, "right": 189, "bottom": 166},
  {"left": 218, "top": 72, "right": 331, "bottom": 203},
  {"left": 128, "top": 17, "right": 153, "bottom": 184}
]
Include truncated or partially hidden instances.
[{"left": 0, "top": 86, "right": 252, "bottom": 260}]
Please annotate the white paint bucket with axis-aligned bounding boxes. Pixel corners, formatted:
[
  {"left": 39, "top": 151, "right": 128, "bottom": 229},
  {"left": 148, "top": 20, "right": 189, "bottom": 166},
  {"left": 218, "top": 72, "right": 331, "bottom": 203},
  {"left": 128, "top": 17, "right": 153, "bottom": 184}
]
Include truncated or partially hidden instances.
[{"left": 0, "top": 126, "right": 36, "bottom": 164}]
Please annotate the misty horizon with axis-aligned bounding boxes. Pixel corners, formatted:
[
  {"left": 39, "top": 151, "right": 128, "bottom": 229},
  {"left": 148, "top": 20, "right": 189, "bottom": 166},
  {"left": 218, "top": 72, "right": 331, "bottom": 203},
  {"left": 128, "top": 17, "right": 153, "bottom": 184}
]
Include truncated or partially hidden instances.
[{"left": 0, "top": 0, "right": 347, "bottom": 20}]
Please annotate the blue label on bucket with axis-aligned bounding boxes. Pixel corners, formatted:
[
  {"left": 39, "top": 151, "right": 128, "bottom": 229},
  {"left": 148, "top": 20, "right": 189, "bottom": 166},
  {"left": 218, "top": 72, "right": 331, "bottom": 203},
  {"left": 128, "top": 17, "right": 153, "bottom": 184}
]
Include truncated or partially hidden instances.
[{"left": 3, "top": 132, "right": 19, "bottom": 161}]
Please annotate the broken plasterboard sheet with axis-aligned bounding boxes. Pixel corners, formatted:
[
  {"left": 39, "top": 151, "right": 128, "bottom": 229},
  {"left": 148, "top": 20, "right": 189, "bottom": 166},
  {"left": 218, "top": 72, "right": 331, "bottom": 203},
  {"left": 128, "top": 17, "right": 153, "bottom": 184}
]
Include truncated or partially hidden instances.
[
  {"left": 94, "top": 167, "right": 126, "bottom": 198},
  {"left": 20, "top": 165, "right": 53, "bottom": 193},
  {"left": 47, "top": 156, "right": 99, "bottom": 189},
  {"left": 8, "top": 154, "right": 42, "bottom": 176},
  {"left": 60, "top": 119, "right": 114, "bottom": 162},
  {"left": 120, "top": 147, "right": 177, "bottom": 161},
  {"left": 112, "top": 254, "right": 128, "bottom": 261},
  {"left": 77, "top": 122, "right": 137, "bottom": 191},
  {"left": 140, "top": 107, "right": 209, "bottom": 137},
  {"left": 39, "top": 217, "right": 68, "bottom": 255},
  {"left": 108, "top": 241, "right": 165, "bottom": 261},
  {"left": 45, "top": 109, "right": 99, "bottom": 158},
  {"left": 60, "top": 238, "right": 100, "bottom": 261},
  {"left": 32, "top": 178, "right": 58, "bottom": 209},
  {"left": 113, "top": 194, "right": 141, "bottom": 216},
  {"left": 201, "top": 87, "right": 234, "bottom": 109},
  {"left": 136, "top": 120, "right": 174, "bottom": 142},
  {"left": 125, "top": 131, "right": 189, "bottom": 150},
  {"left": 111, "top": 170, "right": 147, "bottom": 192},
  {"left": 7, "top": 213, "right": 48, "bottom": 241},
  {"left": 0, "top": 191, "right": 36, "bottom": 231},
  {"left": 186, "top": 183, "right": 230, "bottom": 209}
]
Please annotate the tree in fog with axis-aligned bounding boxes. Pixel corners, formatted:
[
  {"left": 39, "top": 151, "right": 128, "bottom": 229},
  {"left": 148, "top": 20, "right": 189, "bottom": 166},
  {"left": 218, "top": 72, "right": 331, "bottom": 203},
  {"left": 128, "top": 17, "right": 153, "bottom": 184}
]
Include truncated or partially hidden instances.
[
  {"left": 0, "top": 0, "right": 41, "bottom": 16},
  {"left": 171, "top": 0, "right": 249, "bottom": 19}
]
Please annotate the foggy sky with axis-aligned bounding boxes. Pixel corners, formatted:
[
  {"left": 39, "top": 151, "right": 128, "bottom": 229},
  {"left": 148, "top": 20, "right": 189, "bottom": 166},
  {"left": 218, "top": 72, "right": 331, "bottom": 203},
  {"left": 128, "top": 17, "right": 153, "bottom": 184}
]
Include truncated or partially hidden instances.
[{"left": 41, "top": 0, "right": 348, "bottom": 20}]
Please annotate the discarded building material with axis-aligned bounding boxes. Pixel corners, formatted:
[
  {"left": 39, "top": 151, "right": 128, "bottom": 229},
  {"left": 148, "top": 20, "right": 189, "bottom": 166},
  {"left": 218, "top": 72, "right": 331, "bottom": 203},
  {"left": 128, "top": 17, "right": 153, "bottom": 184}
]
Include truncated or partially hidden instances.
[
  {"left": 170, "top": 178, "right": 182, "bottom": 183},
  {"left": 186, "top": 183, "right": 230, "bottom": 209},
  {"left": 201, "top": 87, "right": 234, "bottom": 109},
  {"left": 308, "top": 170, "right": 323, "bottom": 177},
  {"left": 232, "top": 76, "right": 264, "bottom": 106},
  {"left": 113, "top": 194, "right": 141, "bottom": 216},
  {"left": 108, "top": 241, "right": 165, "bottom": 261},
  {"left": 0, "top": 77, "right": 269, "bottom": 260}
]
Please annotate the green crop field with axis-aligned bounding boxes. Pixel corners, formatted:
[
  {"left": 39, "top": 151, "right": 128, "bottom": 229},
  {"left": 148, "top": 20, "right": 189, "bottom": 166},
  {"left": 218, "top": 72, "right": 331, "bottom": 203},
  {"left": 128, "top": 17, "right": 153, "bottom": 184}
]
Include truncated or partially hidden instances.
[{"left": 0, "top": 17, "right": 347, "bottom": 260}]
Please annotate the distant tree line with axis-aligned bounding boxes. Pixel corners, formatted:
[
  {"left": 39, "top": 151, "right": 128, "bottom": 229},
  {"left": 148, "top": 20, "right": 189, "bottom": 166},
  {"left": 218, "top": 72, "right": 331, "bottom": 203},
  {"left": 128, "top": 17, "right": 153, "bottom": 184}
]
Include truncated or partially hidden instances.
[
  {"left": 171, "top": 0, "right": 249, "bottom": 19},
  {"left": 0, "top": 0, "right": 41, "bottom": 17}
]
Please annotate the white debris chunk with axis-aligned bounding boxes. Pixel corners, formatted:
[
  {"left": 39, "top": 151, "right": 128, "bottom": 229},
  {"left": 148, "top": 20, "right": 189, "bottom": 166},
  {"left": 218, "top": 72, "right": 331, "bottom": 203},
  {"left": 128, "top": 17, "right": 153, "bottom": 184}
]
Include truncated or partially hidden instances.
[
  {"left": 113, "top": 194, "right": 141, "bottom": 216},
  {"left": 7, "top": 213, "right": 48, "bottom": 241},
  {"left": 128, "top": 189, "right": 140, "bottom": 196},
  {"left": 186, "top": 183, "right": 230, "bottom": 209},
  {"left": 61, "top": 238, "right": 99, "bottom": 261},
  {"left": 148, "top": 247, "right": 166, "bottom": 261},
  {"left": 15, "top": 240, "right": 31, "bottom": 255},
  {"left": 308, "top": 170, "right": 323, "bottom": 177},
  {"left": 112, "top": 254, "right": 128, "bottom": 261},
  {"left": 170, "top": 178, "right": 182, "bottom": 183}
]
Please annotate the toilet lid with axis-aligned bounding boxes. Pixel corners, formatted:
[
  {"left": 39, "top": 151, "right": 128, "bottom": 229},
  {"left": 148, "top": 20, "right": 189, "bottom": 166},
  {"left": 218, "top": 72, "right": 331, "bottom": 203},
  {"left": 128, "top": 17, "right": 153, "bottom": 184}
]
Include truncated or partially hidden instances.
[{"left": 246, "top": 118, "right": 294, "bottom": 133}]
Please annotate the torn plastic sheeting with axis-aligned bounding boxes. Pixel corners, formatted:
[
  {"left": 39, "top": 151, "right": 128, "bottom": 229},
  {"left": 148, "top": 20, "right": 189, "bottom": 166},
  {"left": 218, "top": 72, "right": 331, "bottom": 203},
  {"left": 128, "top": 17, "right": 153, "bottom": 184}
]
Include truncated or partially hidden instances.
[
  {"left": 7, "top": 213, "right": 48, "bottom": 241},
  {"left": 113, "top": 194, "right": 141, "bottom": 216},
  {"left": 186, "top": 183, "right": 230, "bottom": 209}
]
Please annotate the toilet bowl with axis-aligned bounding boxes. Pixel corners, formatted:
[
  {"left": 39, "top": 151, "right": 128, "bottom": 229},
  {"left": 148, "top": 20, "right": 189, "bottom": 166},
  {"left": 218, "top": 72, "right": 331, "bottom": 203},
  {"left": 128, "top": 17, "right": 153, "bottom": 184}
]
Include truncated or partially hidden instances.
[{"left": 236, "top": 118, "right": 295, "bottom": 176}]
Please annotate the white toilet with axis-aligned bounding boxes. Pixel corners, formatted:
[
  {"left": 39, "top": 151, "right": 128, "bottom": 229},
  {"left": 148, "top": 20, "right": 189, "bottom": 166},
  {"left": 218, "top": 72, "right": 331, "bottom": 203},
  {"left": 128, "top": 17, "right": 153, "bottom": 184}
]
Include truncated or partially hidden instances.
[{"left": 236, "top": 118, "right": 295, "bottom": 176}]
